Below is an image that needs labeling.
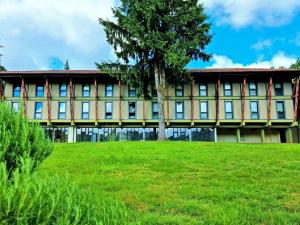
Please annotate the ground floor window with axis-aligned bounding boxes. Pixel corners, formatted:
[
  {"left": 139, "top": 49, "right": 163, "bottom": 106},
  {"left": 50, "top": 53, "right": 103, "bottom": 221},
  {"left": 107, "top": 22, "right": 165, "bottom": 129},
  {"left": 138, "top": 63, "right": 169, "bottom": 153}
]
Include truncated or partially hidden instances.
[
  {"left": 45, "top": 127, "right": 68, "bottom": 142},
  {"left": 191, "top": 128, "right": 215, "bottom": 142}
]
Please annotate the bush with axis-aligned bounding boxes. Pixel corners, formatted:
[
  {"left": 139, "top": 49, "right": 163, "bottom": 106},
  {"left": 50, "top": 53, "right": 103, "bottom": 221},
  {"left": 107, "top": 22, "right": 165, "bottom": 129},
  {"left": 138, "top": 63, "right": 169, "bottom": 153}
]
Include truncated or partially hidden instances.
[
  {"left": 0, "top": 158, "right": 130, "bottom": 225},
  {"left": 0, "top": 103, "right": 53, "bottom": 175}
]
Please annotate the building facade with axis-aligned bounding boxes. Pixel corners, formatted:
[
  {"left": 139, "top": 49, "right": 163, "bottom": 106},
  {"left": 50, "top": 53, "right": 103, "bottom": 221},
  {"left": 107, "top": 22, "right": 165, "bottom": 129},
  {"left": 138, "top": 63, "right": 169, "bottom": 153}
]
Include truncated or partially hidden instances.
[{"left": 0, "top": 68, "right": 299, "bottom": 143}]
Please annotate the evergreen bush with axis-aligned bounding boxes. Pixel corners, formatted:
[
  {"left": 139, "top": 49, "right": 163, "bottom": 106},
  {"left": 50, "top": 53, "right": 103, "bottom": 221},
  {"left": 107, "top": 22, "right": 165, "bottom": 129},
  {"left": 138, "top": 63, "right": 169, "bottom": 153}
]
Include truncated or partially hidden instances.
[
  {"left": 0, "top": 158, "right": 130, "bottom": 225},
  {"left": 0, "top": 103, "right": 53, "bottom": 176}
]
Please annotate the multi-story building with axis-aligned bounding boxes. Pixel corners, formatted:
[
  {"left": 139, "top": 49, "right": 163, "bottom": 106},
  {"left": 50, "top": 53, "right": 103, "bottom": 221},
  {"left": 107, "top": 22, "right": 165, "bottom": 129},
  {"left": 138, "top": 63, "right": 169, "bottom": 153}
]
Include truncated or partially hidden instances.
[{"left": 0, "top": 68, "right": 299, "bottom": 143}]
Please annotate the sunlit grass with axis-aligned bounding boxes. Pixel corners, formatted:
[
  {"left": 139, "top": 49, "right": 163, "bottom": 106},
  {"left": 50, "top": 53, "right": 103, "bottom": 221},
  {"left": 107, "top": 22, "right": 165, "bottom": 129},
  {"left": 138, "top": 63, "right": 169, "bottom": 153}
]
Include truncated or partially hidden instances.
[{"left": 39, "top": 142, "right": 300, "bottom": 225}]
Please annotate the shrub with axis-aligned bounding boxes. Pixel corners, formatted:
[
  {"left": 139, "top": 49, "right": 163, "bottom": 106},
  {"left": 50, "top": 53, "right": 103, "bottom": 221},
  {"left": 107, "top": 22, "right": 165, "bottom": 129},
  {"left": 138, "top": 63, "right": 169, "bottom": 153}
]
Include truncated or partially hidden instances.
[
  {"left": 0, "top": 158, "right": 130, "bottom": 225},
  {"left": 0, "top": 103, "right": 53, "bottom": 175}
]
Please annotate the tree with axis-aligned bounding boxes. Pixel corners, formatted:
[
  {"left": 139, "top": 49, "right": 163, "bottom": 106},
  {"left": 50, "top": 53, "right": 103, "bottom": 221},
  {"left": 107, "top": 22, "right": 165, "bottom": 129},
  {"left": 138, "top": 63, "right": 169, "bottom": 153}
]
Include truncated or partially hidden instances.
[
  {"left": 97, "top": 0, "right": 212, "bottom": 140},
  {"left": 0, "top": 45, "right": 6, "bottom": 72},
  {"left": 290, "top": 59, "right": 300, "bottom": 69},
  {"left": 64, "top": 60, "right": 70, "bottom": 70}
]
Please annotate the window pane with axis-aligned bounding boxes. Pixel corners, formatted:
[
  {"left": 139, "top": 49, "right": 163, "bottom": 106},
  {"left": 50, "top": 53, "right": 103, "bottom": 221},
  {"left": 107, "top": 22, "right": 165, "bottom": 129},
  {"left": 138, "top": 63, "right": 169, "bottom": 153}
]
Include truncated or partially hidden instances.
[
  {"left": 199, "top": 84, "right": 207, "bottom": 96},
  {"left": 224, "top": 83, "right": 232, "bottom": 96},
  {"left": 128, "top": 87, "right": 136, "bottom": 97},
  {"left": 225, "top": 102, "right": 232, "bottom": 112},
  {"left": 250, "top": 102, "right": 258, "bottom": 112},
  {"left": 176, "top": 102, "right": 183, "bottom": 112},
  {"left": 175, "top": 85, "right": 183, "bottom": 96},
  {"left": 59, "top": 102, "right": 66, "bottom": 113},
  {"left": 13, "top": 86, "right": 21, "bottom": 97},
  {"left": 106, "top": 84, "right": 113, "bottom": 96},
  {"left": 60, "top": 83, "right": 67, "bottom": 97},
  {"left": 83, "top": 84, "right": 90, "bottom": 97},
  {"left": 12, "top": 102, "right": 19, "bottom": 112},
  {"left": 106, "top": 102, "right": 112, "bottom": 112},
  {"left": 36, "top": 85, "right": 44, "bottom": 97},
  {"left": 82, "top": 102, "right": 89, "bottom": 113},
  {"left": 200, "top": 102, "right": 208, "bottom": 113},
  {"left": 276, "top": 102, "right": 284, "bottom": 112},
  {"left": 35, "top": 102, "right": 43, "bottom": 119}
]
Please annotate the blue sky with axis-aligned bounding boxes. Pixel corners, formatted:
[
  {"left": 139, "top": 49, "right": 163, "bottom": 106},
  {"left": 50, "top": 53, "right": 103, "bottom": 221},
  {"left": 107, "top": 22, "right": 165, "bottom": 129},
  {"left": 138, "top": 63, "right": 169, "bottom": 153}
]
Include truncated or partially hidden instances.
[{"left": 0, "top": 0, "right": 300, "bottom": 70}]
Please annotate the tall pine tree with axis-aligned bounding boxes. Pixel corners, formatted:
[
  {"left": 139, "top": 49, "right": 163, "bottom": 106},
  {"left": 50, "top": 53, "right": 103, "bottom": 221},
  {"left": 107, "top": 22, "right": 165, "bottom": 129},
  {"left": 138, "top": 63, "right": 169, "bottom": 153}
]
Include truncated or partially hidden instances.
[
  {"left": 97, "top": 0, "right": 212, "bottom": 140},
  {"left": 64, "top": 60, "right": 70, "bottom": 70}
]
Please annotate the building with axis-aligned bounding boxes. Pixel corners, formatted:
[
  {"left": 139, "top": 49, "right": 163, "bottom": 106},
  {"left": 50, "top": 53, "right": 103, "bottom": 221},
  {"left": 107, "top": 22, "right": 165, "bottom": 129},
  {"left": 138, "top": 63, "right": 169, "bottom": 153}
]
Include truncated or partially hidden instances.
[{"left": 0, "top": 68, "right": 299, "bottom": 143}]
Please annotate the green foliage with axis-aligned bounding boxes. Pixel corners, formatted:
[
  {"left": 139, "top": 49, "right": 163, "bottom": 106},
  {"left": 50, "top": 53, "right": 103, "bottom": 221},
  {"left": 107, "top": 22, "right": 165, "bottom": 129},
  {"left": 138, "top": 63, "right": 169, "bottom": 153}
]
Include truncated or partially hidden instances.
[
  {"left": 0, "top": 103, "right": 53, "bottom": 176},
  {"left": 64, "top": 60, "right": 70, "bottom": 70},
  {"left": 97, "top": 0, "right": 212, "bottom": 96},
  {"left": 0, "top": 157, "right": 130, "bottom": 225},
  {"left": 42, "top": 142, "right": 300, "bottom": 224},
  {"left": 290, "top": 59, "right": 300, "bottom": 69}
]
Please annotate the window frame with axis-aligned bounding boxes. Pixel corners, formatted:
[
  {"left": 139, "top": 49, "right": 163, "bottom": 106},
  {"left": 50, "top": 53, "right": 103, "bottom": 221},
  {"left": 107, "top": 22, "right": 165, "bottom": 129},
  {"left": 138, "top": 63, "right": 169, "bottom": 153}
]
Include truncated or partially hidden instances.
[
  {"left": 200, "top": 101, "right": 208, "bottom": 119},
  {"left": 58, "top": 102, "right": 67, "bottom": 119},
  {"left": 274, "top": 82, "right": 284, "bottom": 96},
  {"left": 152, "top": 102, "right": 159, "bottom": 119},
  {"left": 34, "top": 102, "right": 43, "bottom": 119},
  {"left": 59, "top": 83, "right": 67, "bottom": 97},
  {"left": 199, "top": 83, "right": 208, "bottom": 97},
  {"left": 175, "top": 84, "right": 184, "bottom": 97},
  {"left": 105, "top": 84, "right": 113, "bottom": 97},
  {"left": 250, "top": 101, "right": 259, "bottom": 119},
  {"left": 36, "top": 85, "right": 44, "bottom": 97},
  {"left": 82, "top": 84, "right": 90, "bottom": 97},
  {"left": 128, "top": 101, "right": 136, "bottom": 119},
  {"left": 13, "top": 85, "right": 21, "bottom": 97},
  {"left": 248, "top": 82, "right": 258, "bottom": 96},
  {"left": 12, "top": 102, "right": 20, "bottom": 112},
  {"left": 175, "top": 101, "right": 184, "bottom": 119},
  {"left": 224, "top": 82, "right": 232, "bottom": 96},
  {"left": 276, "top": 101, "right": 285, "bottom": 119},
  {"left": 128, "top": 86, "right": 137, "bottom": 97},
  {"left": 81, "top": 102, "right": 90, "bottom": 120},
  {"left": 225, "top": 100, "right": 233, "bottom": 119},
  {"left": 105, "top": 102, "right": 113, "bottom": 119}
]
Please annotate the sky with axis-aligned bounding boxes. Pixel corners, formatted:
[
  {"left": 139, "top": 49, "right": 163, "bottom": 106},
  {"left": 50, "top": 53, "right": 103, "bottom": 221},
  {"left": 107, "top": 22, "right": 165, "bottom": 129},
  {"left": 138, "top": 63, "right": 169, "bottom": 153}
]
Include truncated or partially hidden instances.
[{"left": 0, "top": 0, "right": 300, "bottom": 71}]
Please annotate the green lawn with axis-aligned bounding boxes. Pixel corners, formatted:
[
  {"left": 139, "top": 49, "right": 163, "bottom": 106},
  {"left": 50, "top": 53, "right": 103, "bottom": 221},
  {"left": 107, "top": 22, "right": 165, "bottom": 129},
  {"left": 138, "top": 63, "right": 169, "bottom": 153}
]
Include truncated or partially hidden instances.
[{"left": 39, "top": 142, "right": 300, "bottom": 225}]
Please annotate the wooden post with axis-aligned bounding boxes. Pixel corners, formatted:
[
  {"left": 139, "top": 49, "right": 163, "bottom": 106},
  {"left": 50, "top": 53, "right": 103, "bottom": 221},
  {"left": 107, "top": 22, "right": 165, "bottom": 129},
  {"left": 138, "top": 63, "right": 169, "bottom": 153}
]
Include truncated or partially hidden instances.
[
  {"left": 191, "top": 81, "right": 195, "bottom": 126},
  {"left": 69, "top": 78, "right": 75, "bottom": 125},
  {"left": 267, "top": 76, "right": 273, "bottom": 125},
  {"left": 236, "top": 128, "right": 241, "bottom": 143},
  {"left": 216, "top": 77, "right": 221, "bottom": 126},
  {"left": 260, "top": 129, "right": 265, "bottom": 143},
  {"left": 0, "top": 81, "right": 4, "bottom": 102},
  {"left": 46, "top": 77, "right": 51, "bottom": 125},
  {"left": 94, "top": 77, "right": 98, "bottom": 125},
  {"left": 118, "top": 80, "right": 122, "bottom": 125},
  {"left": 21, "top": 78, "right": 27, "bottom": 117},
  {"left": 294, "top": 78, "right": 299, "bottom": 122},
  {"left": 241, "top": 77, "right": 246, "bottom": 125}
]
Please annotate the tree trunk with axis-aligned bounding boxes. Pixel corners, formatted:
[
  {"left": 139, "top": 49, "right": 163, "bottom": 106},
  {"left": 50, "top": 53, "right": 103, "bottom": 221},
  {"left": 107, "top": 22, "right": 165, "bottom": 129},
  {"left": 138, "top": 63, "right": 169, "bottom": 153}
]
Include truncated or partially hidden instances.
[{"left": 154, "top": 62, "right": 166, "bottom": 140}]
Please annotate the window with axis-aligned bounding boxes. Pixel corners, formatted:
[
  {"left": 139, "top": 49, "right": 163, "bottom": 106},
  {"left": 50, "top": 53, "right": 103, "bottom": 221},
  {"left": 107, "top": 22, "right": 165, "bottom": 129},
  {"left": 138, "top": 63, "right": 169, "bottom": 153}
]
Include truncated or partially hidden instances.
[
  {"left": 58, "top": 102, "right": 66, "bottom": 119},
  {"left": 250, "top": 101, "right": 259, "bottom": 119},
  {"left": 12, "top": 102, "right": 20, "bottom": 112},
  {"left": 13, "top": 85, "right": 21, "bottom": 97},
  {"left": 128, "top": 86, "right": 136, "bottom": 97},
  {"left": 249, "top": 82, "right": 257, "bottom": 96},
  {"left": 59, "top": 83, "right": 67, "bottom": 97},
  {"left": 34, "top": 102, "right": 43, "bottom": 119},
  {"left": 105, "top": 84, "right": 113, "bottom": 97},
  {"left": 152, "top": 102, "right": 159, "bottom": 119},
  {"left": 82, "top": 84, "right": 90, "bottom": 97},
  {"left": 105, "top": 102, "right": 113, "bottom": 119},
  {"left": 224, "top": 82, "right": 232, "bottom": 96},
  {"left": 82, "top": 102, "right": 90, "bottom": 119},
  {"left": 199, "top": 83, "right": 208, "bottom": 96},
  {"left": 152, "top": 85, "right": 157, "bottom": 97},
  {"left": 225, "top": 101, "right": 233, "bottom": 119},
  {"left": 175, "top": 84, "right": 184, "bottom": 97},
  {"left": 128, "top": 102, "right": 136, "bottom": 119},
  {"left": 276, "top": 101, "right": 285, "bottom": 119},
  {"left": 36, "top": 85, "right": 44, "bottom": 97},
  {"left": 200, "top": 101, "right": 208, "bottom": 119},
  {"left": 176, "top": 101, "right": 184, "bottom": 119},
  {"left": 274, "top": 83, "right": 284, "bottom": 96}
]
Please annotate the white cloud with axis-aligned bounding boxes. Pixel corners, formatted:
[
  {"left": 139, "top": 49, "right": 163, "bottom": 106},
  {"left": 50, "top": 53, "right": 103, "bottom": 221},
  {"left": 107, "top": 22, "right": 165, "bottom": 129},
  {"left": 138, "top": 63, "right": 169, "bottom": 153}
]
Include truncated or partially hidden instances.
[
  {"left": 201, "top": 0, "right": 300, "bottom": 28},
  {"left": 209, "top": 52, "right": 297, "bottom": 68},
  {"left": 251, "top": 39, "right": 273, "bottom": 51}
]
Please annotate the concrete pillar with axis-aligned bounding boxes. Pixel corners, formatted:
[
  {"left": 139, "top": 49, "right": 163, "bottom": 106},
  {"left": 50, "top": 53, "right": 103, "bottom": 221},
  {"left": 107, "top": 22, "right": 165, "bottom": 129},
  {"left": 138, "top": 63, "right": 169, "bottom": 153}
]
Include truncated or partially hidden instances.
[
  {"left": 260, "top": 129, "right": 265, "bottom": 143},
  {"left": 214, "top": 128, "right": 218, "bottom": 143},
  {"left": 236, "top": 128, "right": 241, "bottom": 143},
  {"left": 285, "top": 128, "right": 293, "bottom": 143},
  {"left": 68, "top": 126, "right": 76, "bottom": 143},
  {"left": 189, "top": 128, "right": 192, "bottom": 142}
]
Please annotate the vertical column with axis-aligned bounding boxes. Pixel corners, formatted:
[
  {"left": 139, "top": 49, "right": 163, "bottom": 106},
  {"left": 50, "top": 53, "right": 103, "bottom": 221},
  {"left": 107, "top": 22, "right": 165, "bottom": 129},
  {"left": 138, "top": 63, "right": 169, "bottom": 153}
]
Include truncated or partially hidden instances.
[
  {"left": 142, "top": 100, "right": 146, "bottom": 126},
  {"left": 166, "top": 86, "right": 170, "bottom": 126},
  {"left": 267, "top": 76, "right": 273, "bottom": 126},
  {"left": 236, "top": 128, "right": 241, "bottom": 143},
  {"left": 260, "top": 129, "right": 265, "bottom": 143},
  {"left": 241, "top": 76, "right": 247, "bottom": 125},
  {"left": 94, "top": 77, "right": 99, "bottom": 125},
  {"left": 216, "top": 77, "right": 221, "bottom": 126},
  {"left": 286, "top": 128, "right": 293, "bottom": 143},
  {"left": 191, "top": 81, "right": 195, "bottom": 126},
  {"left": 21, "top": 77, "right": 27, "bottom": 118},
  {"left": 46, "top": 78, "right": 51, "bottom": 125},
  {"left": 214, "top": 128, "right": 218, "bottom": 143},
  {"left": 69, "top": 78, "right": 75, "bottom": 126},
  {"left": 68, "top": 126, "right": 76, "bottom": 143},
  {"left": 118, "top": 80, "right": 122, "bottom": 125},
  {"left": 293, "top": 78, "right": 299, "bottom": 123},
  {"left": 0, "top": 81, "right": 4, "bottom": 102}
]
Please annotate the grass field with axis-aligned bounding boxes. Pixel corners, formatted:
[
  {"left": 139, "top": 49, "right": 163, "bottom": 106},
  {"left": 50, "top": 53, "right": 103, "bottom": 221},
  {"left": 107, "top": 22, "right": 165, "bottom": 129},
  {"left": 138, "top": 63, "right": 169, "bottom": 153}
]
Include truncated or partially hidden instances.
[{"left": 39, "top": 142, "right": 300, "bottom": 225}]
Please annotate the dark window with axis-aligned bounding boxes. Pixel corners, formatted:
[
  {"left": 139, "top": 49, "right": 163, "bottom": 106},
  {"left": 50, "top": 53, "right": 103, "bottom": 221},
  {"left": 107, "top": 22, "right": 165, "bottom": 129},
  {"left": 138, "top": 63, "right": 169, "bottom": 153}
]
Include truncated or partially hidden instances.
[
  {"left": 225, "top": 101, "right": 233, "bottom": 119},
  {"left": 82, "top": 102, "right": 89, "bottom": 119},
  {"left": 152, "top": 102, "right": 158, "bottom": 119},
  {"left": 35, "top": 102, "right": 43, "bottom": 119},
  {"left": 13, "top": 85, "right": 21, "bottom": 97},
  {"left": 58, "top": 102, "right": 66, "bottom": 119},
  {"left": 59, "top": 83, "right": 67, "bottom": 97},
  {"left": 249, "top": 82, "right": 257, "bottom": 96},
  {"left": 82, "top": 84, "right": 90, "bottom": 97},
  {"left": 105, "top": 102, "right": 113, "bottom": 119},
  {"left": 36, "top": 85, "right": 44, "bottom": 97},
  {"left": 167, "top": 128, "right": 189, "bottom": 141},
  {"left": 12, "top": 102, "right": 20, "bottom": 112},
  {"left": 128, "top": 102, "right": 136, "bottom": 119},
  {"left": 176, "top": 101, "right": 184, "bottom": 119},
  {"left": 276, "top": 101, "right": 285, "bottom": 119},
  {"left": 105, "top": 84, "right": 113, "bottom": 97},
  {"left": 200, "top": 101, "right": 208, "bottom": 119},
  {"left": 175, "top": 85, "right": 184, "bottom": 97},
  {"left": 199, "top": 83, "right": 208, "bottom": 96},
  {"left": 152, "top": 85, "right": 157, "bottom": 97},
  {"left": 128, "top": 86, "right": 136, "bottom": 97},
  {"left": 274, "top": 83, "right": 284, "bottom": 96},
  {"left": 250, "top": 101, "right": 259, "bottom": 119},
  {"left": 224, "top": 82, "right": 232, "bottom": 96}
]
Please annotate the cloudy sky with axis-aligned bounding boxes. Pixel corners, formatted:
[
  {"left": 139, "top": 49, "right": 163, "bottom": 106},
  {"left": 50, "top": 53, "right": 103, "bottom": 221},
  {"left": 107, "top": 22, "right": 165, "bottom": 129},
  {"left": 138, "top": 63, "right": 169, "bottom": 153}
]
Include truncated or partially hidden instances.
[{"left": 0, "top": 0, "right": 300, "bottom": 70}]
